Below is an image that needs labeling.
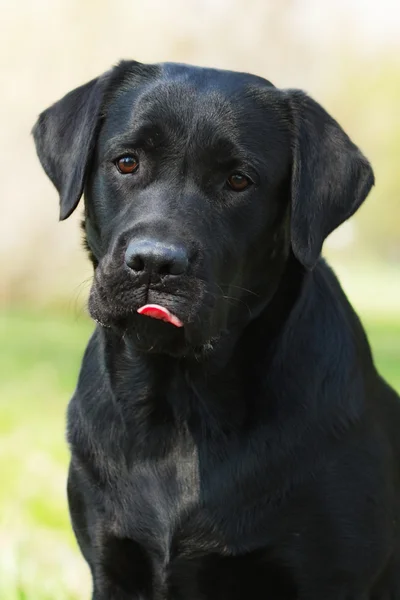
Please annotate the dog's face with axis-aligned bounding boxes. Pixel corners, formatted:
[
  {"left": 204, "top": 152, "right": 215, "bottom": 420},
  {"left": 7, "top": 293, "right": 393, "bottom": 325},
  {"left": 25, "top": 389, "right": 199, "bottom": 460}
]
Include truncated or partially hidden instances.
[
  {"left": 33, "top": 61, "right": 374, "bottom": 356},
  {"left": 85, "top": 64, "right": 293, "bottom": 354}
]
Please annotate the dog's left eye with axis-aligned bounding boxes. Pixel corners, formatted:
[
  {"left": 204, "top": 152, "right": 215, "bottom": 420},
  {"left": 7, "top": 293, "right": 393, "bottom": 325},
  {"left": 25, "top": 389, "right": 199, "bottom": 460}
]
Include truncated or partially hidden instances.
[
  {"left": 227, "top": 172, "right": 252, "bottom": 191},
  {"left": 115, "top": 155, "right": 139, "bottom": 174}
]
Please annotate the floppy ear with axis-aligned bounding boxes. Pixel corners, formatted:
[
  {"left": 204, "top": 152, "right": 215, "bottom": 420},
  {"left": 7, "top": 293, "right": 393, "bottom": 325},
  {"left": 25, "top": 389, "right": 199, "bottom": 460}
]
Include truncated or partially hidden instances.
[
  {"left": 287, "top": 90, "right": 374, "bottom": 269},
  {"left": 32, "top": 73, "right": 110, "bottom": 220}
]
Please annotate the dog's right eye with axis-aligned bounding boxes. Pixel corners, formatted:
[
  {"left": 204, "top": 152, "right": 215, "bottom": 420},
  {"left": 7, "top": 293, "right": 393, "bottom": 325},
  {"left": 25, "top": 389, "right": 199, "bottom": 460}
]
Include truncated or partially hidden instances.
[
  {"left": 227, "top": 172, "right": 252, "bottom": 192},
  {"left": 115, "top": 155, "right": 139, "bottom": 174}
]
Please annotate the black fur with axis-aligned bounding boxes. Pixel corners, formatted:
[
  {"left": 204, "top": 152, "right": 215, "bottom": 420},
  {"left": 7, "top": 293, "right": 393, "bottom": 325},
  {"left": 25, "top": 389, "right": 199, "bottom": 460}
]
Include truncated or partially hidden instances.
[{"left": 33, "top": 61, "right": 400, "bottom": 599}]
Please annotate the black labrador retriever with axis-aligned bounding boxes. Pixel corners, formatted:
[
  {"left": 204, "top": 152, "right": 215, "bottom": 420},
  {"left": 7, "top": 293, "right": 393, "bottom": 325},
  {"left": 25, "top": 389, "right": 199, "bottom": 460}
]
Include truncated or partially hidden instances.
[{"left": 33, "top": 61, "right": 400, "bottom": 599}]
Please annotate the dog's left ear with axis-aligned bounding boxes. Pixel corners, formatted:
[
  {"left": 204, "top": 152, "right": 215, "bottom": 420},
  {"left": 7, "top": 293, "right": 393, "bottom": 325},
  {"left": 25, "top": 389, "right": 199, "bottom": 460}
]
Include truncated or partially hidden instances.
[
  {"left": 287, "top": 90, "right": 374, "bottom": 269},
  {"left": 32, "top": 72, "right": 110, "bottom": 220}
]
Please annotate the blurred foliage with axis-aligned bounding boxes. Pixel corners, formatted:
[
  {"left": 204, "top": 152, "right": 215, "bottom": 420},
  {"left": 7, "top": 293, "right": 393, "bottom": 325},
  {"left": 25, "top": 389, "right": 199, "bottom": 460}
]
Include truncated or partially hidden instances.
[
  {"left": 0, "top": 0, "right": 399, "bottom": 305},
  {"left": 0, "top": 311, "right": 93, "bottom": 599},
  {"left": 326, "top": 56, "right": 400, "bottom": 263}
]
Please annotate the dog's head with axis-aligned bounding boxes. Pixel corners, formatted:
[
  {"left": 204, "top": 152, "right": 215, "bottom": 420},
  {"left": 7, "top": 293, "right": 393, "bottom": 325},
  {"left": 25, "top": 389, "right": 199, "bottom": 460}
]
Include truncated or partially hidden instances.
[{"left": 33, "top": 61, "right": 373, "bottom": 356}]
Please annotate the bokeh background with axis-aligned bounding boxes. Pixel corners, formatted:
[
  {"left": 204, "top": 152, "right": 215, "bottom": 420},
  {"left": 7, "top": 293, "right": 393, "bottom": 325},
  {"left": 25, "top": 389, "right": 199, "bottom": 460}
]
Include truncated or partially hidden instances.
[{"left": 1, "top": 0, "right": 399, "bottom": 597}]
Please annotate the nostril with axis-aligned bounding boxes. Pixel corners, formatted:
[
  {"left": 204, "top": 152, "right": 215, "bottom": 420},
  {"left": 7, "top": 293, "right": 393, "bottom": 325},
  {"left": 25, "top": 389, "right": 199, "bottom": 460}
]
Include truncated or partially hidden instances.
[
  {"left": 128, "top": 254, "right": 145, "bottom": 272},
  {"left": 168, "top": 250, "right": 189, "bottom": 276},
  {"left": 124, "top": 242, "right": 146, "bottom": 271},
  {"left": 158, "top": 262, "right": 172, "bottom": 276}
]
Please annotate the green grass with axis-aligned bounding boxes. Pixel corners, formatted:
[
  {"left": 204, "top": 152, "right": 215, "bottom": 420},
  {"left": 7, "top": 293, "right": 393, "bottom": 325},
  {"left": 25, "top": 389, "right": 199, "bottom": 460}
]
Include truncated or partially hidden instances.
[
  {"left": 0, "top": 307, "right": 399, "bottom": 599},
  {"left": 0, "top": 309, "right": 93, "bottom": 600}
]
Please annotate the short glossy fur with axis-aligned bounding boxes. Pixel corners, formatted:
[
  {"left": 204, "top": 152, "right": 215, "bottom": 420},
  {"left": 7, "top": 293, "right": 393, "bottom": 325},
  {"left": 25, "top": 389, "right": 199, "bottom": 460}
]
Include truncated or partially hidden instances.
[{"left": 33, "top": 61, "right": 400, "bottom": 599}]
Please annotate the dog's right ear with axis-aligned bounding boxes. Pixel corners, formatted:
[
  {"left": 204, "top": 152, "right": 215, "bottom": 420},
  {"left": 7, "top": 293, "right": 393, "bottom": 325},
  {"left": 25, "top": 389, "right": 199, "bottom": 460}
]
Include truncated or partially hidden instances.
[
  {"left": 287, "top": 90, "right": 374, "bottom": 269},
  {"left": 32, "top": 73, "right": 110, "bottom": 220}
]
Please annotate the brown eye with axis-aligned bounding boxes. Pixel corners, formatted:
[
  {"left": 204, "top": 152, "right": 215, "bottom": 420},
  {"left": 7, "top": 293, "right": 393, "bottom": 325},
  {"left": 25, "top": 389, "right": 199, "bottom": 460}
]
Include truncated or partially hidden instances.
[
  {"left": 227, "top": 172, "right": 251, "bottom": 191},
  {"left": 116, "top": 155, "right": 139, "bottom": 174}
]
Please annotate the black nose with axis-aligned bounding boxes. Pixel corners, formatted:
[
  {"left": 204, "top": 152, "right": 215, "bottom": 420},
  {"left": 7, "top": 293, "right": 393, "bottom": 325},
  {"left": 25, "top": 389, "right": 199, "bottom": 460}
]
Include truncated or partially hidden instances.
[{"left": 124, "top": 238, "right": 189, "bottom": 276}]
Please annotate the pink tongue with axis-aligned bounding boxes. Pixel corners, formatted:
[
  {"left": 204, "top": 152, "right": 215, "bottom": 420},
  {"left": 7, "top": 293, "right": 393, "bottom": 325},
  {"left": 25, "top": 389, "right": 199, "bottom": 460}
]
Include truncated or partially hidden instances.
[{"left": 137, "top": 304, "right": 183, "bottom": 328}]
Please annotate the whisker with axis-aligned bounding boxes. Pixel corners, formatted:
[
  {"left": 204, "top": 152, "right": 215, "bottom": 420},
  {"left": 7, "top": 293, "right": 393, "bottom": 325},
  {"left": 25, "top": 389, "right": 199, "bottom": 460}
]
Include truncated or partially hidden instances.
[
  {"left": 222, "top": 295, "right": 252, "bottom": 317},
  {"left": 195, "top": 277, "right": 260, "bottom": 298},
  {"left": 218, "top": 283, "right": 260, "bottom": 297},
  {"left": 70, "top": 276, "right": 94, "bottom": 320},
  {"left": 203, "top": 288, "right": 252, "bottom": 317}
]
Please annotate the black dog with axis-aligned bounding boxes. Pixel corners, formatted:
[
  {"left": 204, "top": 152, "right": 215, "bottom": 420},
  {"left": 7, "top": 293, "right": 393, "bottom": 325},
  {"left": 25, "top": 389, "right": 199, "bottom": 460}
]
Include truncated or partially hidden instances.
[{"left": 33, "top": 61, "right": 400, "bottom": 599}]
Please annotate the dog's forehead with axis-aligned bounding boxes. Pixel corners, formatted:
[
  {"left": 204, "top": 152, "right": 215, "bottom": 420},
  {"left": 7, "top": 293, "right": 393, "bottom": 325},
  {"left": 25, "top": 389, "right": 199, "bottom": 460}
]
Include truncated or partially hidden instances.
[
  {"left": 160, "top": 62, "right": 276, "bottom": 92},
  {"left": 102, "top": 63, "right": 284, "bottom": 142}
]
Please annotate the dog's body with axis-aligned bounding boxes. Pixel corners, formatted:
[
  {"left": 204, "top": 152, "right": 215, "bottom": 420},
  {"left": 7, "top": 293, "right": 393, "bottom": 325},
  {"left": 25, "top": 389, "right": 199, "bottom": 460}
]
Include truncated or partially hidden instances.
[{"left": 33, "top": 61, "right": 400, "bottom": 599}]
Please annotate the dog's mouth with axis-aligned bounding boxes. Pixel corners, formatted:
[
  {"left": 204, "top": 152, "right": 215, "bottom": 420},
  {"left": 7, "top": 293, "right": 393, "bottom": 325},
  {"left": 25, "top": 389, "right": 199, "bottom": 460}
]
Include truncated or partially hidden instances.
[
  {"left": 137, "top": 304, "right": 184, "bottom": 328},
  {"left": 87, "top": 265, "right": 221, "bottom": 355}
]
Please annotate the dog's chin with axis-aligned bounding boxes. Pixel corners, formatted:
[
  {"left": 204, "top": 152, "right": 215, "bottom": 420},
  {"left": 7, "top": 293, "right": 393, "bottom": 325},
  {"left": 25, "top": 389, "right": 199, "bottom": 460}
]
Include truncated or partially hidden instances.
[{"left": 119, "top": 313, "right": 190, "bottom": 357}]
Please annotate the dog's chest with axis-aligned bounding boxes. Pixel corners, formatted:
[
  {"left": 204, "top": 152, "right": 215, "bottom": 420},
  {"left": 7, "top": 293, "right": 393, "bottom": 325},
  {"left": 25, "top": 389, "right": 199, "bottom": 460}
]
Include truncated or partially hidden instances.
[
  {"left": 99, "top": 453, "right": 288, "bottom": 600},
  {"left": 97, "top": 430, "right": 259, "bottom": 596},
  {"left": 122, "top": 446, "right": 201, "bottom": 542},
  {"left": 108, "top": 423, "right": 189, "bottom": 510},
  {"left": 99, "top": 447, "right": 210, "bottom": 595}
]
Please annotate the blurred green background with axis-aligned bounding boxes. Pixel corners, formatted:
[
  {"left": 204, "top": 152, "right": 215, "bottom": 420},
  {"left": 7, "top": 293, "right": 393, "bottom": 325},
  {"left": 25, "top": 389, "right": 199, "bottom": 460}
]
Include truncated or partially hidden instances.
[{"left": 0, "top": 0, "right": 399, "bottom": 598}]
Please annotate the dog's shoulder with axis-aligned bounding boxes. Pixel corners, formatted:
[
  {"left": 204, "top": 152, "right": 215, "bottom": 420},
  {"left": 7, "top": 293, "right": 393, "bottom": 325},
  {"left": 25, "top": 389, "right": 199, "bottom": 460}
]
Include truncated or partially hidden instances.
[
  {"left": 309, "top": 259, "right": 400, "bottom": 409},
  {"left": 264, "top": 259, "right": 372, "bottom": 417}
]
